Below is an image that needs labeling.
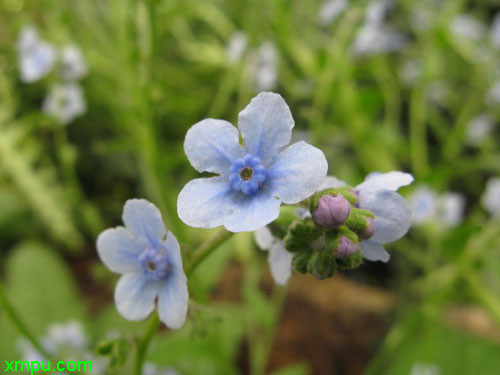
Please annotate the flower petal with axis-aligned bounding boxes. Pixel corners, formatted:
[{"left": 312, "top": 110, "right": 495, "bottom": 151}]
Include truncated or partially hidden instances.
[
  {"left": 184, "top": 119, "right": 241, "bottom": 175},
  {"left": 114, "top": 273, "right": 159, "bottom": 321},
  {"left": 268, "top": 242, "right": 293, "bottom": 285},
  {"left": 224, "top": 189, "right": 282, "bottom": 232},
  {"left": 254, "top": 227, "right": 275, "bottom": 250},
  {"left": 177, "top": 177, "right": 234, "bottom": 229},
  {"left": 122, "top": 199, "right": 166, "bottom": 246},
  {"left": 238, "top": 92, "right": 294, "bottom": 164},
  {"left": 96, "top": 227, "right": 145, "bottom": 274},
  {"left": 157, "top": 273, "right": 189, "bottom": 329},
  {"left": 356, "top": 171, "right": 414, "bottom": 195},
  {"left": 268, "top": 141, "right": 328, "bottom": 204},
  {"left": 360, "top": 240, "right": 390, "bottom": 262},
  {"left": 318, "top": 175, "right": 347, "bottom": 190},
  {"left": 359, "top": 190, "right": 412, "bottom": 244},
  {"left": 164, "top": 231, "right": 184, "bottom": 271}
]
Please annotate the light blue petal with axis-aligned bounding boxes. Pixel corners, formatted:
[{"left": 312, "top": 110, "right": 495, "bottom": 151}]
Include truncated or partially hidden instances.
[
  {"left": 184, "top": 119, "right": 241, "bottom": 175},
  {"left": 268, "top": 242, "right": 293, "bottom": 285},
  {"left": 177, "top": 177, "right": 234, "bottom": 229},
  {"left": 164, "top": 231, "right": 184, "bottom": 273},
  {"left": 360, "top": 240, "right": 390, "bottom": 262},
  {"left": 356, "top": 171, "right": 414, "bottom": 195},
  {"left": 96, "top": 227, "right": 145, "bottom": 274},
  {"left": 114, "top": 273, "right": 159, "bottom": 321},
  {"left": 254, "top": 227, "right": 275, "bottom": 250},
  {"left": 224, "top": 189, "right": 282, "bottom": 232},
  {"left": 359, "top": 190, "right": 412, "bottom": 244},
  {"left": 122, "top": 199, "right": 166, "bottom": 245},
  {"left": 238, "top": 92, "right": 294, "bottom": 164},
  {"left": 157, "top": 272, "right": 189, "bottom": 329},
  {"left": 318, "top": 175, "right": 347, "bottom": 190},
  {"left": 268, "top": 141, "right": 328, "bottom": 204}
]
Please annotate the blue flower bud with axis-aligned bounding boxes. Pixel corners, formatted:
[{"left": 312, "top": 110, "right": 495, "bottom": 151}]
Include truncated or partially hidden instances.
[
  {"left": 334, "top": 235, "right": 358, "bottom": 258},
  {"left": 359, "top": 217, "right": 375, "bottom": 239},
  {"left": 312, "top": 194, "right": 351, "bottom": 229}
]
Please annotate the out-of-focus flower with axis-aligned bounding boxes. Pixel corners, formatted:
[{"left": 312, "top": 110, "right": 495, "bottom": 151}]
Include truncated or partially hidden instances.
[
  {"left": 364, "top": 0, "right": 391, "bottom": 25},
  {"left": 226, "top": 31, "right": 248, "bottom": 64},
  {"left": 321, "top": 172, "right": 414, "bottom": 262},
  {"left": 352, "top": 24, "right": 406, "bottom": 56},
  {"left": 255, "top": 227, "right": 293, "bottom": 285},
  {"left": 487, "top": 81, "right": 500, "bottom": 105},
  {"left": 409, "top": 186, "right": 465, "bottom": 228},
  {"left": 409, "top": 186, "right": 438, "bottom": 224},
  {"left": 410, "top": 362, "right": 441, "bottom": 375},
  {"left": 252, "top": 42, "right": 278, "bottom": 91},
  {"left": 318, "top": 0, "right": 348, "bottom": 26},
  {"left": 177, "top": 92, "right": 328, "bottom": 232},
  {"left": 451, "top": 14, "right": 486, "bottom": 41},
  {"left": 491, "top": 13, "right": 500, "bottom": 48},
  {"left": 16, "top": 26, "right": 56, "bottom": 83},
  {"left": 97, "top": 199, "right": 188, "bottom": 329},
  {"left": 59, "top": 45, "right": 88, "bottom": 81},
  {"left": 144, "top": 363, "right": 179, "bottom": 375},
  {"left": 400, "top": 59, "right": 421, "bottom": 87},
  {"left": 466, "top": 114, "right": 494, "bottom": 146},
  {"left": 43, "top": 83, "right": 86, "bottom": 124},
  {"left": 482, "top": 177, "right": 500, "bottom": 217}
]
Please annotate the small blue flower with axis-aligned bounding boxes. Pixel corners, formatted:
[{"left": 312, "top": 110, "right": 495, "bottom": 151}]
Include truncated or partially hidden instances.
[
  {"left": 16, "top": 26, "right": 56, "bottom": 83},
  {"left": 322, "top": 171, "right": 414, "bottom": 262},
  {"left": 43, "top": 83, "right": 86, "bottom": 124},
  {"left": 97, "top": 199, "right": 188, "bottom": 329},
  {"left": 177, "top": 92, "right": 328, "bottom": 232}
]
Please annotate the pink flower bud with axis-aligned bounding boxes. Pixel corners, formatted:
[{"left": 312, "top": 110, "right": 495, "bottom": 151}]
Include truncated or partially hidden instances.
[{"left": 312, "top": 194, "right": 351, "bottom": 229}]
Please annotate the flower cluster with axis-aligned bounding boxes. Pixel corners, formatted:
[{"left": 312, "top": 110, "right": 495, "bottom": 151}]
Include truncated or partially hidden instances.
[{"left": 16, "top": 26, "right": 87, "bottom": 125}]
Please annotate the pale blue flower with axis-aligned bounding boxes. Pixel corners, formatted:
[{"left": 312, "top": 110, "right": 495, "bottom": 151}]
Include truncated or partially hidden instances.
[
  {"left": 16, "top": 27, "right": 56, "bottom": 83},
  {"left": 177, "top": 92, "right": 328, "bottom": 232},
  {"left": 318, "top": 0, "right": 348, "bottom": 26},
  {"left": 451, "top": 14, "right": 485, "bottom": 42},
  {"left": 322, "top": 171, "right": 414, "bottom": 262},
  {"left": 226, "top": 31, "right": 248, "bottom": 64},
  {"left": 409, "top": 186, "right": 438, "bottom": 224},
  {"left": 255, "top": 227, "right": 293, "bottom": 285},
  {"left": 59, "top": 45, "right": 88, "bottom": 81},
  {"left": 97, "top": 199, "right": 188, "bottom": 329},
  {"left": 436, "top": 192, "right": 465, "bottom": 228},
  {"left": 253, "top": 43, "right": 278, "bottom": 91},
  {"left": 43, "top": 83, "right": 86, "bottom": 124},
  {"left": 482, "top": 177, "right": 500, "bottom": 217},
  {"left": 466, "top": 114, "right": 494, "bottom": 146}
]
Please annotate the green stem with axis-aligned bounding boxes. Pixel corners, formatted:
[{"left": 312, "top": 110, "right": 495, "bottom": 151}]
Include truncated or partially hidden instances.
[
  {"left": 0, "top": 280, "right": 51, "bottom": 359},
  {"left": 185, "top": 229, "right": 234, "bottom": 276},
  {"left": 134, "top": 229, "right": 234, "bottom": 373},
  {"left": 134, "top": 313, "right": 162, "bottom": 375}
]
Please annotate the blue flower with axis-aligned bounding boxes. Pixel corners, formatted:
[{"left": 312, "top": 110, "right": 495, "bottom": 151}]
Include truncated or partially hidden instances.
[
  {"left": 321, "top": 171, "right": 413, "bottom": 262},
  {"left": 16, "top": 26, "right": 56, "bottom": 83},
  {"left": 177, "top": 92, "right": 328, "bottom": 232},
  {"left": 97, "top": 199, "right": 188, "bottom": 329},
  {"left": 42, "top": 83, "right": 86, "bottom": 124}
]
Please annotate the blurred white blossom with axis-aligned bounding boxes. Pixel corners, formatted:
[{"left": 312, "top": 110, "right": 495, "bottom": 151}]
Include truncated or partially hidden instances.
[
  {"left": 255, "top": 227, "right": 293, "bottom": 286},
  {"left": 16, "top": 26, "right": 56, "bottom": 83},
  {"left": 410, "top": 187, "right": 465, "bottom": 228},
  {"left": 318, "top": 0, "right": 348, "bottom": 26},
  {"left": 252, "top": 41, "right": 278, "bottom": 91},
  {"left": 466, "top": 114, "right": 494, "bottom": 146},
  {"left": 482, "top": 177, "right": 500, "bottom": 217},
  {"left": 144, "top": 363, "right": 179, "bottom": 375},
  {"left": 436, "top": 192, "right": 465, "bottom": 228},
  {"left": 491, "top": 13, "right": 500, "bottom": 48},
  {"left": 226, "top": 31, "right": 248, "bottom": 64},
  {"left": 43, "top": 83, "right": 86, "bottom": 124},
  {"left": 400, "top": 59, "right": 421, "bottom": 86},
  {"left": 59, "top": 45, "right": 88, "bottom": 81},
  {"left": 410, "top": 362, "right": 441, "bottom": 375},
  {"left": 451, "top": 14, "right": 486, "bottom": 41},
  {"left": 487, "top": 81, "right": 500, "bottom": 105},
  {"left": 409, "top": 186, "right": 438, "bottom": 224}
]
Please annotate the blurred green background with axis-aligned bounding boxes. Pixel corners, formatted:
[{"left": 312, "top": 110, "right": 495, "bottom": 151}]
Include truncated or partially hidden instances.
[{"left": 1, "top": 0, "right": 500, "bottom": 374}]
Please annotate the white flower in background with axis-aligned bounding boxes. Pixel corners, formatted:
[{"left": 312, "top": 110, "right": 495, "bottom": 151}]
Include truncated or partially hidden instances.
[
  {"left": 364, "top": 0, "right": 391, "bottom": 25},
  {"left": 466, "top": 114, "right": 494, "bottom": 146},
  {"left": 487, "top": 81, "right": 500, "bottom": 105},
  {"left": 318, "top": 0, "right": 348, "bottom": 26},
  {"left": 400, "top": 59, "right": 421, "bottom": 87},
  {"left": 409, "top": 187, "right": 465, "bottom": 228},
  {"left": 451, "top": 14, "right": 486, "bottom": 41},
  {"left": 410, "top": 362, "right": 441, "bottom": 375},
  {"left": 226, "top": 31, "right": 248, "bottom": 64},
  {"left": 482, "top": 177, "right": 500, "bottom": 217},
  {"left": 255, "top": 227, "right": 293, "bottom": 286},
  {"left": 16, "top": 26, "right": 56, "bottom": 83},
  {"left": 59, "top": 45, "right": 88, "bottom": 81},
  {"left": 436, "top": 192, "right": 465, "bottom": 228},
  {"left": 43, "top": 83, "right": 86, "bottom": 124},
  {"left": 409, "top": 186, "right": 438, "bottom": 224},
  {"left": 253, "top": 41, "right": 278, "bottom": 91},
  {"left": 352, "top": 24, "right": 406, "bottom": 56},
  {"left": 144, "top": 363, "right": 179, "bottom": 375},
  {"left": 491, "top": 13, "right": 500, "bottom": 48}
]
